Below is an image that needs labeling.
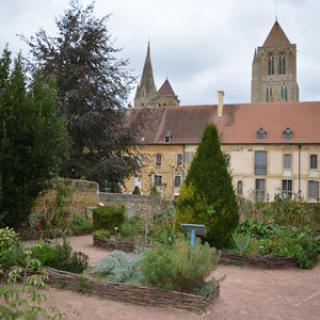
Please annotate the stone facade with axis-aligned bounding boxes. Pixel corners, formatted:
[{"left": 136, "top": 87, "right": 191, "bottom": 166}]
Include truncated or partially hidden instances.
[
  {"left": 134, "top": 43, "right": 179, "bottom": 108},
  {"left": 251, "top": 21, "right": 299, "bottom": 103},
  {"left": 124, "top": 144, "right": 320, "bottom": 203}
]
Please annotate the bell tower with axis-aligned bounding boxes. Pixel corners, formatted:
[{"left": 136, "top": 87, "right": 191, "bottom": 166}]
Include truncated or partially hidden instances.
[{"left": 251, "top": 20, "right": 299, "bottom": 103}]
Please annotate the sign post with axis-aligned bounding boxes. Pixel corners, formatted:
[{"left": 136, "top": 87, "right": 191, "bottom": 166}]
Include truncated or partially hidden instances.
[{"left": 181, "top": 224, "right": 206, "bottom": 248}]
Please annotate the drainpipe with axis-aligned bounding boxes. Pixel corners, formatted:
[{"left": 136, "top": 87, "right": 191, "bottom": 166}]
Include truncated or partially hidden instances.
[{"left": 298, "top": 144, "right": 301, "bottom": 199}]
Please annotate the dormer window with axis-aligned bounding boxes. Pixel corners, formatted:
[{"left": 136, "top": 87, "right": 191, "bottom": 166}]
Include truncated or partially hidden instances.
[
  {"left": 256, "top": 128, "right": 267, "bottom": 140},
  {"left": 164, "top": 131, "right": 172, "bottom": 143},
  {"left": 283, "top": 128, "right": 293, "bottom": 140}
]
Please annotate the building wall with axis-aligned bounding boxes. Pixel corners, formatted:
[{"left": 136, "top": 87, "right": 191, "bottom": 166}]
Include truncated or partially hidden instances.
[{"left": 124, "top": 144, "right": 320, "bottom": 203}]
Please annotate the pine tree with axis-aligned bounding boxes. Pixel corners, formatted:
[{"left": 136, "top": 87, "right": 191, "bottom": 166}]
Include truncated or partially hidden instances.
[
  {"left": 23, "top": 0, "right": 138, "bottom": 190},
  {"left": 0, "top": 49, "right": 68, "bottom": 227},
  {"left": 175, "top": 124, "right": 239, "bottom": 248}
]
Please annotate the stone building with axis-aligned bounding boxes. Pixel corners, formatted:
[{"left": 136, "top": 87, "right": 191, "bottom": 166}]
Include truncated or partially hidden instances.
[
  {"left": 134, "top": 42, "right": 179, "bottom": 108},
  {"left": 125, "top": 22, "right": 319, "bottom": 202},
  {"left": 251, "top": 20, "right": 299, "bottom": 103}
]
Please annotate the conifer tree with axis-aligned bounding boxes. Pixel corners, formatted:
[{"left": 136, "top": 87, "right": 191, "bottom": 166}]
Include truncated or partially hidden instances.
[
  {"left": 0, "top": 49, "right": 68, "bottom": 227},
  {"left": 175, "top": 124, "right": 239, "bottom": 248}
]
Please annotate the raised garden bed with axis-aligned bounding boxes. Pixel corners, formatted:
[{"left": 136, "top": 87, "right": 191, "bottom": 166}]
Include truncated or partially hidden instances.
[
  {"left": 47, "top": 268, "right": 220, "bottom": 312},
  {"left": 219, "top": 252, "right": 318, "bottom": 268},
  {"left": 93, "top": 236, "right": 135, "bottom": 252}
]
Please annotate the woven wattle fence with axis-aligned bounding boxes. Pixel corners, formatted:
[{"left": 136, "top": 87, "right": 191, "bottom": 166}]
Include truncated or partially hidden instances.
[
  {"left": 47, "top": 268, "right": 219, "bottom": 312},
  {"left": 219, "top": 252, "right": 317, "bottom": 268}
]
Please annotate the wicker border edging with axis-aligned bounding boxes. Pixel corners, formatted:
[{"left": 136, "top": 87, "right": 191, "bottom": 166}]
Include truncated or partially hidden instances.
[
  {"left": 93, "top": 236, "right": 135, "bottom": 252},
  {"left": 219, "top": 252, "right": 318, "bottom": 268},
  {"left": 47, "top": 268, "right": 219, "bottom": 312}
]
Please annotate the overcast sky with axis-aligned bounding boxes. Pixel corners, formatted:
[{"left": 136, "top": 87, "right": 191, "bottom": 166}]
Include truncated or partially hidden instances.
[{"left": 0, "top": 0, "right": 319, "bottom": 105}]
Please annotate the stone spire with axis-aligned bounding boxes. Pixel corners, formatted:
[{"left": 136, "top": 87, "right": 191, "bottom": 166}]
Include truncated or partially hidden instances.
[{"left": 134, "top": 42, "right": 157, "bottom": 108}]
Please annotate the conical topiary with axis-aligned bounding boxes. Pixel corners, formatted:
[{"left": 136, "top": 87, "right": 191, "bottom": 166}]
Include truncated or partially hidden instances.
[{"left": 175, "top": 123, "right": 239, "bottom": 248}]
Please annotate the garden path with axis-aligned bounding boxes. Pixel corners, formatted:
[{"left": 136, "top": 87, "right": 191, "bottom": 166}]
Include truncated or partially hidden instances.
[{"left": 43, "top": 235, "right": 320, "bottom": 320}]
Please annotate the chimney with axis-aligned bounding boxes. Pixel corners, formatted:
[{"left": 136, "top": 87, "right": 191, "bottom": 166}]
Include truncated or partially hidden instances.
[{"left": 217, "top": 90, "right": 224, "bottom": 117}]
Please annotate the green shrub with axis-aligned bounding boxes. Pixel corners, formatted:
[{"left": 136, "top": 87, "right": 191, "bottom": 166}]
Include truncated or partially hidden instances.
[
  {"left": 270, "top": 227, "right": 320, "bottom": 268},
  {"left": 232, "top": 232, "right": 251, "bottom": 256},
  {"left": 0, "top": 227, "right": 19, "bottom": 252},
  {"left": 141, "top": 237, "right": 217, "bottom": 292},
  {"left": 91, "top": 250, "right": 142, "bottom": 284},
  {"left": 92, "top": 206, "right": 125, "bottom": 231},
  {"left": 93, "top": 229, "right": 111, "bottom": 239},
  {"left": 0, "top": 244, "right": 26, "bottom": 268},
  {"left": 239, "top": 220, "right": 275, "bottom": 239},
  {"left": 119, "top": 216, "right": 143, "bottom": 240},
  {"left": 31, "top": 240, "right": 88, "bottom": 273},
  {"left": 71, "top": 214, "right": 93, "bottom": 234},
  {"left": 175, "top": 124, "right": 239, "bottom": 248}
]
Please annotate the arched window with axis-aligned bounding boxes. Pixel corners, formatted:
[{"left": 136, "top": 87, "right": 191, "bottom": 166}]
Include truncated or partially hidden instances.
[
  {"left": 256, "top": 128, "right": 267, "bottom": 140},
  {"left": 268, "top": 56, "right": 274, "bottom": 75},
  {"left": 281, "top": 86, "right": 288, "bottom": 101},
  {"left": 279, "top": 56, "right": 286, "bottom": 74},
  {"left": 237, "top": 181, "right": 243, "bottom": 196},
  {"left": 266, "top": 87, "right": 272, "bottom": 102}
]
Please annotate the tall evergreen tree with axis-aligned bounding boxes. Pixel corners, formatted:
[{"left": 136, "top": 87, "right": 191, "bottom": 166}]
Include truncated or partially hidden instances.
[
  {"left": 23, "top": 0, "right": 137, "bottom": 190},
  {"left": 0, "top": 49, "right": 68, "bottom": 227},
  {"left": 175, "top": 124, "right": 239, "bottom": 248}
]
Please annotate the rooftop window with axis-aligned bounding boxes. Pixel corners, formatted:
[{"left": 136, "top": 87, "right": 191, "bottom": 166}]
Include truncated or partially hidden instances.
[
  {"left": 283, "top": 128, "right": 293, "bottom": 140},
  {"left": 256, "top": 128, "right": 267, "bottom": 140}
]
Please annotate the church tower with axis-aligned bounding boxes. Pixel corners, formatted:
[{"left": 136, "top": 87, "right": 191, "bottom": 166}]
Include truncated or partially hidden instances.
[
  {"left": 134, "top": 42, "right": 157, "bottom": 108},
  {"left": 251, "top": 21, "right": 299, "bottom": 103}
]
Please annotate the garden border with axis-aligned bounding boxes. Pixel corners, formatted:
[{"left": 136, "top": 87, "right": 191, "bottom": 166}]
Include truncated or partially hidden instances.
[
  {"left": 93, "top": 236, "right": 135, "bottom": 252},
  {"left": 219, "top": 252, "right": 318, "bottom": 268},
  {"left": 47, "top": 268, "right": 220, "bottom": 312}
]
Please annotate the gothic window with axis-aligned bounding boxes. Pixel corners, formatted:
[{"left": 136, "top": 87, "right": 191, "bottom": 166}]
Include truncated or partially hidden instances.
[
  {"left": 279, "top": 56, "right": 286, "bottom": 74},
  {"left": 155, "top": 153, "right": 161, "bottom": 167},
  {"left": 281, "top": 86, "right": 288, "bottom": 101},
  {"left": 268, "top": 56, "right": 274, "bottom": 75},
  {"left": 282, "top": 128, "right": 293, "bottom": 140},
  {"left": 266, "top": 87, "right": 272, "bottom": 102},
  {"left": 256, "top": 128, "right": 267, "bottom": 140},
  {"left": 254, "top": 151, "right": 267, "bottom": 175},
  {"left": 237, "top": 181, "right": 243, "bottom": 196}
]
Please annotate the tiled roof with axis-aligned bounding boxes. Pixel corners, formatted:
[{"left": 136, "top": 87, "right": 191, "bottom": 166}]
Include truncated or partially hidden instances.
[
  {"left": 263, "top": 21, "right": 291, "bottom": 47},
  {"left": 157, "top": 79, "right": 176, "bottom": 96},
  {"left": 129, "top": 102, "right": 320, "bottom": 145}
]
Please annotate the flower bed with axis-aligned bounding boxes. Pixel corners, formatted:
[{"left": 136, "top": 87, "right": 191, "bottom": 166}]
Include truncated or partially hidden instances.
[
  {"left": 47, "top": 268, "right": 219, "bottom": 312},
  {"left": 220, "top": 252, "right": 318, "bottom": 268},
  {"left": 93, "top": 236, "right": 135, "bottom": 252}
]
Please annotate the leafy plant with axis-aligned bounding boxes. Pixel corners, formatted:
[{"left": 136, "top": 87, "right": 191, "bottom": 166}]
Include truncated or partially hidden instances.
[
  {"left": 91, "top": 250, "right": 142, "bottom": 283},
  {"left": 31, "top": 240, "right": 88, "bottom": 273},
  {"left": 0, "top": 251, "right": 64, "bottom": 319},
  {"left": 92, "top": 206, "right": 125, "bottom": 231},
  {"left": 141, "top": 237, "right": 217, "bottom": 292},
  {"left": 0, "top": 227, "right": 19, "bottom": 252},
  {"left": 232, "top": 232, "right": 251, "bottom": 256},
  {"left": 239, "top": 220, "right": 275, "bottom": 239}
]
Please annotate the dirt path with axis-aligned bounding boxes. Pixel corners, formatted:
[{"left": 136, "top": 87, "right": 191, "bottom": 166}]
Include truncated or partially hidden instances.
[{"left": 44, "top": 236, "right": 320, "bottom": 320}]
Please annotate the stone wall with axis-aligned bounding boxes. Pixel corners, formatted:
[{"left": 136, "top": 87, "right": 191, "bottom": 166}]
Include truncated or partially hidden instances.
[
  {"left": 99, "top": 192, "right": 160, "bottom": 217},
  {"left": 33, "top": 178, "right": 99, "bottom": 218}
]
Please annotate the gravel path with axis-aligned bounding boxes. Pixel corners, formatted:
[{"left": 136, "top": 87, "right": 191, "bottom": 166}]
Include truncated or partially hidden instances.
[{"left": 43, "top": 236, "right": 320, "bottom": 320}]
